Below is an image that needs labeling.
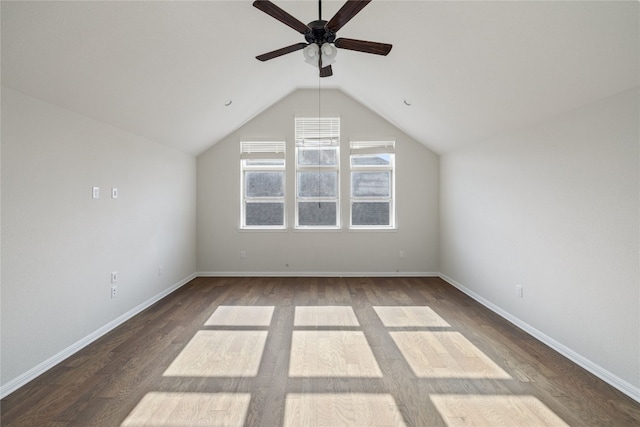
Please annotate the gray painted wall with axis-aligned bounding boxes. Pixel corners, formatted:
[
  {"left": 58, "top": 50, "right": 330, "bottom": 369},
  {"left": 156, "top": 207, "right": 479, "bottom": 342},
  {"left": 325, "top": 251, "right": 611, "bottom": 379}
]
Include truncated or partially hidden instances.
[
  {"left": 196, "top": 89, "right": 440, "bottom": 275},
  {"left": 440, "top": 87, "right": 640, "bottom": 392},
  {"left": 1, "top": 87, "right": 197, "bottom": 389}
]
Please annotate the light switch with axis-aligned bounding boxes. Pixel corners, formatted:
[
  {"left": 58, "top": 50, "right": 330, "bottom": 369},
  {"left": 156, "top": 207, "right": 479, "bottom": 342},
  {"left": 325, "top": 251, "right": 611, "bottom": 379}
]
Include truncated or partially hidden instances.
[
  {"left": 92, "top": 187, "right": 100, "bottom": 199},
  {"left": 112, "top": 188, "right": 118, "bottom": 199}
]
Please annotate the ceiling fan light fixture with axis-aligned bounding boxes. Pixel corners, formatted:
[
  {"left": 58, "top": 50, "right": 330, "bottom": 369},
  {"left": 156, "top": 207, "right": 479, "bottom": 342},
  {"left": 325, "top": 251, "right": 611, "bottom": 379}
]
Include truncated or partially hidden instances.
[
  {"left": 321, "top": 43, "right": 337, "bottom": 66},
  {"left": 303, "top": 43, "right": 320, "bottom": 66}
]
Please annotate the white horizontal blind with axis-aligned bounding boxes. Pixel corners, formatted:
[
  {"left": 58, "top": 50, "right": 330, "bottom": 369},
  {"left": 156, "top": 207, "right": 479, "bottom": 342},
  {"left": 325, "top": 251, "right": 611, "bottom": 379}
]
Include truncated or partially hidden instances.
[
  {"left": 294, "top": 117, "right": 340, "bottom": 228},
  {"left": 241, "top": 141, "right": 286, "bottom": 159},
  {"left": 350, "top": 140, "right": 395, "bottom": 155},
  {"left": 295, "top": 117, "right": 340, "bottom": 146}
]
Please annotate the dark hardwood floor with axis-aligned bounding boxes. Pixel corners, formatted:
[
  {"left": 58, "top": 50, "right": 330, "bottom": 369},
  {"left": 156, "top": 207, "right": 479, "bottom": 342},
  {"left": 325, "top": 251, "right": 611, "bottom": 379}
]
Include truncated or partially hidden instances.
[{"left": 1, "top": 277, "right": 639, "bottom": 426}]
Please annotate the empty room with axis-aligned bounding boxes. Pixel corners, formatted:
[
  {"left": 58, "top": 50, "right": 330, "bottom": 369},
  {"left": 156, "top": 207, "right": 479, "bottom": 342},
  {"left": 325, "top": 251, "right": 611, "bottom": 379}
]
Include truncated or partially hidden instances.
[{"left": 1, "top": 1, "right": 638, "bottom": 426}]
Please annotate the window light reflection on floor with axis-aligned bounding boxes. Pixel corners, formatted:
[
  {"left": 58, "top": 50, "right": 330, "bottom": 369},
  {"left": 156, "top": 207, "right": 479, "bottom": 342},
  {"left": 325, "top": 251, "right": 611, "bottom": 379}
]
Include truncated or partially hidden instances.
[
  {"left": 205, "top": 305, "right": 275, "bottom": 327},
  {"left": 121, "top": 392, "right": 251, "bottom": 427},
  {"left": 289, "top": 330, "right": 383, "bottom": 377},
  {"left": 163, "top": 330, "right": 268, "bottom": 377},
  {"left": 430, "top": 394, "right": 569, "bottom": 426},
  {"left": 284, "top": 393, "right": 407, "bottom": 427},
  {"left": 144, "top": 303, "right": 562, "bottom": 426},
  {"left": 373, "top": 306, "right": 451, "bottom": 327},
  {"left": 390, "top": 331, "right": 512, "bottom": 379},
  {"left": 294, "top": 305, "right": 360, "bottom": 327}
]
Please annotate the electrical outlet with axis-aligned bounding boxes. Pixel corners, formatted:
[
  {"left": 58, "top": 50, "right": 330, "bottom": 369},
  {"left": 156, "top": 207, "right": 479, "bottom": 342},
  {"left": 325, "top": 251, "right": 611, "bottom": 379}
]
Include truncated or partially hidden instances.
[
  {"left": 111, "top": 271, "right": 118, "bottom": 284},
  {"left": 399, "top": 250, "right": 405, "bottom": 259},
  {"left": 111, "top": 285, "right": 118, "bottom": 299},
  {"left": 240, "top": 251, "right": 246, "bottom": 259}
]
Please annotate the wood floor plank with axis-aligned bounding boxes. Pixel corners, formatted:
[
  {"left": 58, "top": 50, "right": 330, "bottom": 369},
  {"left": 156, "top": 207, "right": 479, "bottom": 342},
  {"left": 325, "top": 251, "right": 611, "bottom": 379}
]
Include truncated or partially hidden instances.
[{"left": 2, "top": 277, "right": 639, "bottom": 426}]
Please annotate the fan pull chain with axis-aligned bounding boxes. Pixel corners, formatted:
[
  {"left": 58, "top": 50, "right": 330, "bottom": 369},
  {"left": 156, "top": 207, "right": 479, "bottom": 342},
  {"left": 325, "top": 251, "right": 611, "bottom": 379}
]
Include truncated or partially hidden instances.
[{"left": 318, "top": 72, "right": 322, "bottom": 208}]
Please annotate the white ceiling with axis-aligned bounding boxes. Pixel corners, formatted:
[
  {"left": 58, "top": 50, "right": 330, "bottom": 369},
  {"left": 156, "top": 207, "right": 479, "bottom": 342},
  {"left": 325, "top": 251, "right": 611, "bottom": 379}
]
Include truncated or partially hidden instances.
[{"left": 2, "top": 1, "right": 638, "bottom": 155}]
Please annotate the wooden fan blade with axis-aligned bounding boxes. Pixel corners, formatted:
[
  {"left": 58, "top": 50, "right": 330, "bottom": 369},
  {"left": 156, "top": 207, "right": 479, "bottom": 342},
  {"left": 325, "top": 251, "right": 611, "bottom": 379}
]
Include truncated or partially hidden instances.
[
  {"left": 256, "top": 42, "right": 308, "bottom": 61},
  {"left": 334, "top": 38, "right": 392, "bottom": 55},
  {"left": 320, "top": 64, "right": 333, "bottom": 77},
  {"left": 253, "top": 0, "right": 311, "bottom": 34},
  {"left": 326, "top": 0, "right": 372, "bottom": 33}
]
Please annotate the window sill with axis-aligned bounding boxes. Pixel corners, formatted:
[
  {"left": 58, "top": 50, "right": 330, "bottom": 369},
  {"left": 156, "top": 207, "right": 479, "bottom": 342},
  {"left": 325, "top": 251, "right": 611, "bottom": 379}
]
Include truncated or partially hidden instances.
[
  {"left": 293, "top": 227, "right": 342, "bottom": 232},
  {"left": 348, "top": 227, "right": 397, "bottom": 232},
  {"left": 236, "top": 226, "right": 398, "bottom": 233},
  {"left": 237, "top": 227, "right": 288, "bottom": 232}
]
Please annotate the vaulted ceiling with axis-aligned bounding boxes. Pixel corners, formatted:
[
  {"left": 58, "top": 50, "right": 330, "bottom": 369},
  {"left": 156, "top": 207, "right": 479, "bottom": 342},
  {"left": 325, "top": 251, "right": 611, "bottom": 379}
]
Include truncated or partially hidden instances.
[{"left": 2, "top": 1, "right": 638, "bottom": 156}]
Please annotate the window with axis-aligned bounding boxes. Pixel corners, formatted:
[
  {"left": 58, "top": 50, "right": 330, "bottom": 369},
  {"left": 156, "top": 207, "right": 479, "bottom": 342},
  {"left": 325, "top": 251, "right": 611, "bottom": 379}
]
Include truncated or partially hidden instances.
[
  {"left": 295, "top": 117, "right": 340, "bottom": 228},
  {"left": 240, "top": 141, "right": 286, "bottom": 228},
  {"left": 350, "top": 141, "right": 395, "bottom": 228}
]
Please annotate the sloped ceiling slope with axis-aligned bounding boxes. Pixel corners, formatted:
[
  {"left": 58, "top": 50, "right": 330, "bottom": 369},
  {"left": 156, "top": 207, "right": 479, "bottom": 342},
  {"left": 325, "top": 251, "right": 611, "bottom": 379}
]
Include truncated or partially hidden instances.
[{"left": 2, "top": 1, "right": 638, "bottom": 155}]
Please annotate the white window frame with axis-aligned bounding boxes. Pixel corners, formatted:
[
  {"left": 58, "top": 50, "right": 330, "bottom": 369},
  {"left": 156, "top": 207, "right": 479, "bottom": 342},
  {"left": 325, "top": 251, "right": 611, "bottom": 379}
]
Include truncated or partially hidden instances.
[
  {"left": 240, "top": 141, "right": 286, "bottom": 229},
  {"left": 349, "top": 140, "right": 396, "bottom": 229},
  {"left": 295, "top": 117, "right": 340, "bottom": 229}
]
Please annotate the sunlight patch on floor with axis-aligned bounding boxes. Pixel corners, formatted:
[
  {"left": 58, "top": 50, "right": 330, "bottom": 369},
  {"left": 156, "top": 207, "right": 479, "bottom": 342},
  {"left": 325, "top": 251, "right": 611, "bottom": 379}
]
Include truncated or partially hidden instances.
[
  {"left": 295, "top": 306, "right": 360, "bottom": 327},
  {"left": 430, "top": 394, "right": 569, "bottom": 426},
  {"left": 163, "top": 330, "right": 268, "bottom": 377},
  {"left": 373, "top": 306, "right": 451, "bottom": 327},
  {"left": 121, "top": 392, "right": 251, "bottom": 427},
  {"left": 284, "top": 393, "right": 406, "bottom": 427},
  {"left": 205, "top": 305, "right": 275, "bottom": 327},
  {"left": 289, "top": 331, "right": 383, "bottom": 377},
  {"left": 390, "top": 331, "right": 511, "bottom": 378}
]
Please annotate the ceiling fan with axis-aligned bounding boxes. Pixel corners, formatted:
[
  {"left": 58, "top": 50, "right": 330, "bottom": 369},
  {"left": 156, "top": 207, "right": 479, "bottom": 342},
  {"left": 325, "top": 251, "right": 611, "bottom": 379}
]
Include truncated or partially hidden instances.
[{"left": 253, "top": 0, "right": 392, "bottom": 77}]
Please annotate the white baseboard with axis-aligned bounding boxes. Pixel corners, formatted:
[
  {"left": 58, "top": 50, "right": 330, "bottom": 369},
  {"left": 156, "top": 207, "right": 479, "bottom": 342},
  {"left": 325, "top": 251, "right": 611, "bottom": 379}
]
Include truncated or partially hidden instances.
[
  {"left": 197, "top": 271, "right": 439, "bottom": 278},
  {"left": 439, "top": 274, "right": 640, "bottom": 404},
  {"left": 0, "top": 273, "right": 197, "bottom": 399}
]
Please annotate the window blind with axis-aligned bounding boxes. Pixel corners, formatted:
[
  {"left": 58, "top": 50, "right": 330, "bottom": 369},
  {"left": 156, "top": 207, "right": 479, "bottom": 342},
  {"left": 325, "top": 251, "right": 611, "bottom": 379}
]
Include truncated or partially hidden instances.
[
  {"left": 295, "top": 117, "right": 340, "bottom": 146},
  {"left": 350, "top": 140, "right": 395, "bottom": 155},
  {"left": 240, "top": 141, "right": 286, "bottom": 160}
]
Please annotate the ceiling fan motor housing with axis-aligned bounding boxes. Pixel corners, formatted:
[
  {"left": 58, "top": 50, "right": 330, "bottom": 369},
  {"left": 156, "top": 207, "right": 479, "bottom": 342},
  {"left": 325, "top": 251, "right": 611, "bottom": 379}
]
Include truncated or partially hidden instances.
[{"left": 305, "top": 20, "right": 336, "bottom": 45}]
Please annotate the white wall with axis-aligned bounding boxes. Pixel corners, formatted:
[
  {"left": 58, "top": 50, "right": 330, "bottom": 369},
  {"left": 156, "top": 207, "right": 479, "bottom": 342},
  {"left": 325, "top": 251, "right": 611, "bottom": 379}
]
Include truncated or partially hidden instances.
[
  {"left": 0, "top": 87, "right": 197, "bottom": 392},
  {"left": 197, "top": 89, "right": 439, "bottom": 275},
  {"left": 440, "top": 87, "right": 640, "bottom": 395}
]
